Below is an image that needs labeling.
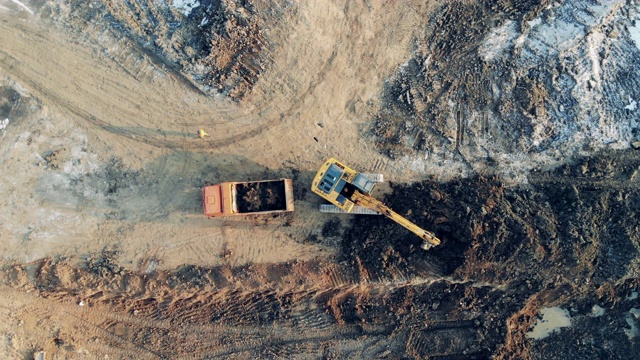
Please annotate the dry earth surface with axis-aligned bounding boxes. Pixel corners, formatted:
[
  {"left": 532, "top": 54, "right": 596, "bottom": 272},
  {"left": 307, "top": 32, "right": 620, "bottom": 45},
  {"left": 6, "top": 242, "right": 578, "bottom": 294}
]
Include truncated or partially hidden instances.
[{"left": 0, "top": 0, "right": 639, "bottom": 358}]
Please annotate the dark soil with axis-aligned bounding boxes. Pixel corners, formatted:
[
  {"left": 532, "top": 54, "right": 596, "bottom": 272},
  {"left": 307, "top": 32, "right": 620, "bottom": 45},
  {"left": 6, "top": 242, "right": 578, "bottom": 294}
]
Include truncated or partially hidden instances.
[
  {"left": 0, "top": 85, "right": 36, "bottom": 126},
  {"left": 236, "top": 180, "right": 287, "bottom": 213},
  {"left": 341, "top": 148, "right": 640, "bottom": 358}
]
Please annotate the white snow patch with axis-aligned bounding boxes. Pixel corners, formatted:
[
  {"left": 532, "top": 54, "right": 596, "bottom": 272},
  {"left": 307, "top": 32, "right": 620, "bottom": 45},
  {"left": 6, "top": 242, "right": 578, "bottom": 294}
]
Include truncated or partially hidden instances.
[
  {"left": 586, "top": 31, "right": 604, "bottom": 85},
  {"left": 407, "top": 156, "right": 426, "bottom": 172},
  {"left": 533, "top": 20, "right": 584, "bottom": 53},
  {"left": 527, "top": 17, "right": 542, "bottom": 29},
  {"left": 172, "top": 0, "right": 200, "bottom": 16},
  {"left": 9, "top": 0, "right": 33, "bottom": 15},
  {"left": 627, "top": 291, "right": 638, "bottom": 301},
  {"left": 527, "top": 307, "right": 572, "bottom": 340},
  {"left": 422, "top": 54, "right": 432, "bottom": 72},
  {"left": 478, "top": 21, "right": 518, "bottom": 62},
  {"left": 590, "top": 305, "right": 605, "bottom": 317},
  {"left": 625, "top": 96, "right": 637, "bottom": 111},
  {"left": 630, "top": 20, "right": 640, "bottom": 50},
  {"left": 519, "top": 1, "right": 622, "bottom": 62},
  {"left": 624, "top": 308, "right": 640, "bottom": 339},
  {"left": 0, "top": 118, "right": 8, "bottom": 130}
]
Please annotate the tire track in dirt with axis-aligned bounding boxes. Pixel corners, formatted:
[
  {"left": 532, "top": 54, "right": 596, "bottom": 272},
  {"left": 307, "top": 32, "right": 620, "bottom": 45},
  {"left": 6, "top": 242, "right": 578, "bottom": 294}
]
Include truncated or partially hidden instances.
[
  {"left": 0, "top": 16, "right": 279, "bottom": 151},
  {"left": 0, "top": 7, "right": 356, "bottom": 156},
  {"left": 1, "top": 246, "right": 523, "bottom": 358}
]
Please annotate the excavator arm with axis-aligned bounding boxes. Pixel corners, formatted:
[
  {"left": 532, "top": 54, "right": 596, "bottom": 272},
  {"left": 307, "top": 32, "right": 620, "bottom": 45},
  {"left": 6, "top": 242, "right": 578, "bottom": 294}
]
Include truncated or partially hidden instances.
[{"left": 350, "top": 191, "right": 441, "bottom": 250}]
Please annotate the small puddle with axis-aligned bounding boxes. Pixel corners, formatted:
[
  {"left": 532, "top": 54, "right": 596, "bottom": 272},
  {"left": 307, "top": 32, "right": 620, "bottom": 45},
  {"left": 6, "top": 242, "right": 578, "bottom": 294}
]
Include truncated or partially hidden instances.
[{"left": 526, "top": 307, "right": 572, "bottom": 340}]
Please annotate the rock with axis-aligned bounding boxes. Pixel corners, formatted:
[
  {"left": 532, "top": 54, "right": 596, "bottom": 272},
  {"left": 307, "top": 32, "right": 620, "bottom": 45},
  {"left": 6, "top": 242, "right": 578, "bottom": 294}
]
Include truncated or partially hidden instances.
[{"left": 632, "top": 141, "right": 640, "bottom": 150}]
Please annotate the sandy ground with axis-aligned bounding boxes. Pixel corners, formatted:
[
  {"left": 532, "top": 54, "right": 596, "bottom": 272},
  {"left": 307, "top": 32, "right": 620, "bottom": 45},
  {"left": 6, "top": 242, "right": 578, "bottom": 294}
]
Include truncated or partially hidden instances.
[
  {"left": 0, "top": 1, "right": 447, "bottom": 357},
  {"left": 0, "top": 0, "right": 438, "bottom": 270}
]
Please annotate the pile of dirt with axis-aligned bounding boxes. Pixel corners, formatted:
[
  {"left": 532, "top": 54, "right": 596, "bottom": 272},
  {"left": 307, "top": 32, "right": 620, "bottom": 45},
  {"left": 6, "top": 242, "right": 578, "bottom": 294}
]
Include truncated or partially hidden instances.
[
  {"left": 236, "top": 181, "right": 287, "bottom": 213},
  {"left": 366, "top": 1, "right": 639, "bottom": 178},
  {"left": 46, "top": 0, "right": 293, "bottom": 100},
  {"left": 342, "top": 148, "right": 640, "bottom": 357},
  {"left": 348, "top": 150, "right": 640, "bottom": 284},
  {"left": 196, "top": 0, "right": 269, "bottom": 99},
  {"left": 366, "top": 1, "right": 540, "bottom": 160}
]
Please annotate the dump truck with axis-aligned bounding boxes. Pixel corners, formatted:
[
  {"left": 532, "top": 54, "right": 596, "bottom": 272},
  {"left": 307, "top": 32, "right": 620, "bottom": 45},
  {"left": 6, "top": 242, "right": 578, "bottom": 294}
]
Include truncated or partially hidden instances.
[
  {"left": 311, "top": 158, "right": 441, "bottom": 250},
  {"left": 202, "top": 179, "right": 294, "bottom": 217}
]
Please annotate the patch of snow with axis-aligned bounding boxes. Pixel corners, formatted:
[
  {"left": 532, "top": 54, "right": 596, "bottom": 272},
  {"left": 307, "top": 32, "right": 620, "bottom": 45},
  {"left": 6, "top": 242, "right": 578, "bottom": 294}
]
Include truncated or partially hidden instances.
[
  {"left": 409, "top": 158, "right": 426, "bottom": 172},
  {"left": 586, "top": 31, "right": 604, "bottom": 85},
  {"left": 528, "top": 17, "right": 542, "bottom": 28},
  {"left": 0, "top": 118, "right": 8, "bottom": 130},
  {"left": 624, "top": 96, "right": 637, "bottom": 111},
  {"left": 527, "top": 307, "right": 572, "bottom": 340},
  {"left": 624, "top": 308, "right": 640, "bottom": 339},
  {"left": 518, "top": 1, "right": 623, "bottom": 65},
  {"left": 422, "top": 54, "right": 431, "bottom": 72},
  {"left": 479, "top": 21, "right": 518, "bottom": 62},
  {"left": 627, "top": 291, "right": 638, "bottom": 301},
  {"left": 534, "top": 20, "right": 584, "bottom": 53},
  {"left": 172, "top": 0, "right": 200, "bottom": 16},
  {"left": 591, "top": 305, "right": 605, "bottom": 317},
  {"left": 630, "top": 20, "right": 640, "bottom": 50}
]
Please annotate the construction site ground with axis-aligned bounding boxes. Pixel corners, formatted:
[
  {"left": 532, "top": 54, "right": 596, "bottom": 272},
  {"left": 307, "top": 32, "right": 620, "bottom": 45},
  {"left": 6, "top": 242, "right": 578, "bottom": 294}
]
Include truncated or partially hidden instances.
[{"left": 0, "top": 0, "right": 639, "bottom": 359}]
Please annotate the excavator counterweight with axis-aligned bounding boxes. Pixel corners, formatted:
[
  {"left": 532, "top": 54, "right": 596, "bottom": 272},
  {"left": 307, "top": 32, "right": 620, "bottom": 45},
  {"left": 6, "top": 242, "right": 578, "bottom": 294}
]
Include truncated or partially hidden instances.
[{"left": 311, "top": 158, "right": 441, "bottom": 249}]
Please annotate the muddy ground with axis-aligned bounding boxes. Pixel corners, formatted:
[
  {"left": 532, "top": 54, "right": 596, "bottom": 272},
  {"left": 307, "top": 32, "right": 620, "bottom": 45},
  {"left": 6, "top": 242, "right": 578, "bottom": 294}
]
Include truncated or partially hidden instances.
[{"left": 1, "top": 0, "right": 639, "bottom": 359}]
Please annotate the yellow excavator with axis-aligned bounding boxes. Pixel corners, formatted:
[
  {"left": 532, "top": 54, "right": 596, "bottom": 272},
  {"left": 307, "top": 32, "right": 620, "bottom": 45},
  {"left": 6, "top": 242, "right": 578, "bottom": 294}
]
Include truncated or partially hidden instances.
[{"left": 311, "top": 158, "right": 441, "bottom": 250}]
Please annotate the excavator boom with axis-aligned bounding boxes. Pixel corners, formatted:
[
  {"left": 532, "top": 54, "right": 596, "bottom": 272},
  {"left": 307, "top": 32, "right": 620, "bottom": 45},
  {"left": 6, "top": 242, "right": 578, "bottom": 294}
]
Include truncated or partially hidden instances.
[{"left": 350, "top": 191, "right": 441, "bottom": 249}]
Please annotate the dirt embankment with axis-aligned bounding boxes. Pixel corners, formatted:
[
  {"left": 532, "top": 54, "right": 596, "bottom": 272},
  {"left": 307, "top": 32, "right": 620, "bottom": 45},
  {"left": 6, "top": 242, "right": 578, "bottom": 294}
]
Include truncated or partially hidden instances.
[
  {"left": 49, "top": 0, "right": 290, "bottom": 100},
  {"left": 367, "top": 0, "right": 639, "bottom": 180}
]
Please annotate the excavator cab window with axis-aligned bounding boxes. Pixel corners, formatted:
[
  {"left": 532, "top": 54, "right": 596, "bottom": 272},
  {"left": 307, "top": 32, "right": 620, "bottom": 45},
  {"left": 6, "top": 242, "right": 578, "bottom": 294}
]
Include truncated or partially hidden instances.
[
  {"left": 319, "top": 180, "right": 333, "bottom": 193},
  {"left": 318, "top": 164, "right": 345, "bottom": 194}
]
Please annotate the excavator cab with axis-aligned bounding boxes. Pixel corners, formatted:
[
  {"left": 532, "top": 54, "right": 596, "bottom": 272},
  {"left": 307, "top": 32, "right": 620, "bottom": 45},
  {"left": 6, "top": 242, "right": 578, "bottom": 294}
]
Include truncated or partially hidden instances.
[{"left": 313, "top": 158, "right": 368, "bottom": 212}]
